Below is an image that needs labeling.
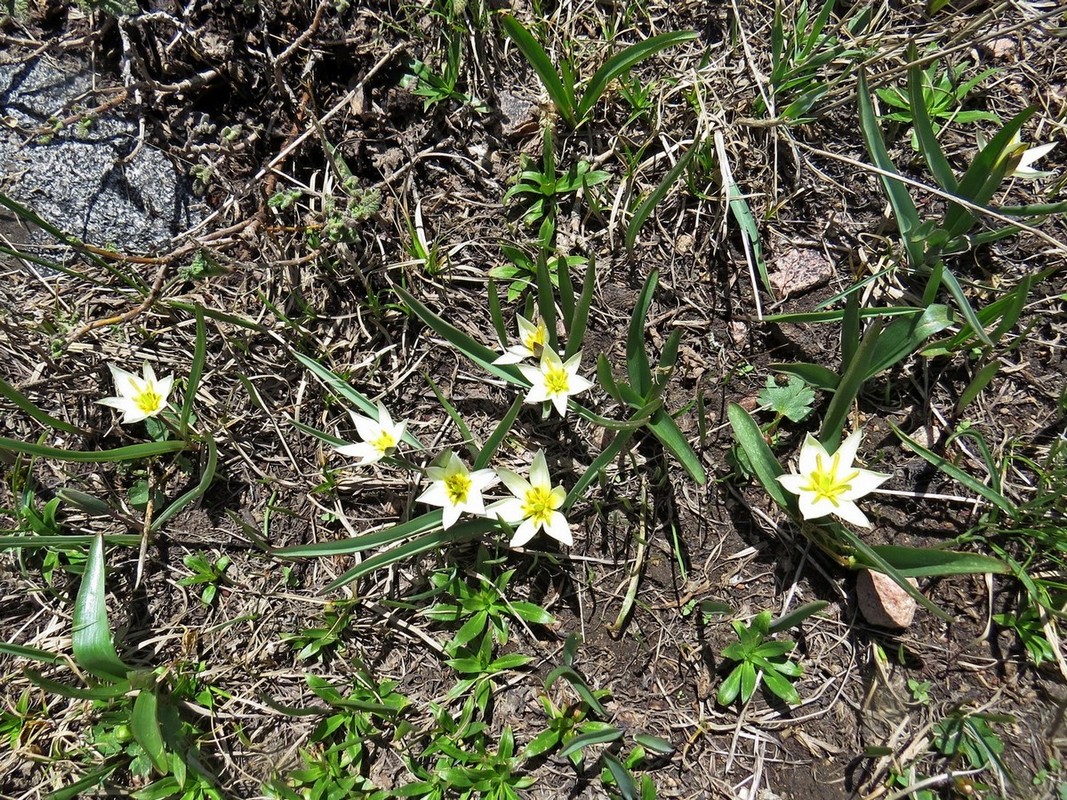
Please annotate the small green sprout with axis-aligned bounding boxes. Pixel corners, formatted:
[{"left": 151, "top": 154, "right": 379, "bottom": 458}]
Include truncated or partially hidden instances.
[{"left": 717, "top": 610, "right": 804, "bottom": 708}]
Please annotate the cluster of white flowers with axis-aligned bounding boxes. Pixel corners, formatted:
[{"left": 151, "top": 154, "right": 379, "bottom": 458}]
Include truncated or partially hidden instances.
[{"left": 494, "top": 313, "right": 593, "bottom": 417}]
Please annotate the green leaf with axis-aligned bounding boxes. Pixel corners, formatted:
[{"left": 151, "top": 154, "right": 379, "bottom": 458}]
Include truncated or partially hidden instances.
[
  {"left": 757, "top": 375, "right": 815, "bottom": 423},
  {"left": 564, "top": 255, "right": 596, "bottom": 361},
  {"left": 727, "top": 403, "right": 795, "bottom": 512},
  {"left": 768, "top": 600, "right": 829, "bottom": 634},
  {"left": 45, "top": 762, "right": 122, "bottom": 800},
  {"left": 0, "top": 642, "right": 64, "bottom": 664},
  {"left": 0, "top": 438, "right": 186, "bottom": 462},
  {"left": 601, "top": 751, "right": 639, "bottom": 800},
  {"left": 770, "top": 362, "right": 840, "bottom": 391},
  {"left": 889, "top": 422, "right": 1017, "bottom": 517},
  {"left": 908, "top": 50, "right": 957, "bottom": 192},
  {"left": 293, "top": 351, "right": 424, "bottom": 450},
  {"left": 26, "top": 669, "right": 131, "bottom": 699},
  {"left": 577, "top": 30, "right": 697, "bottom": 123},
  {"left": 626, "top": 139, "right": 700, "bottom": 251},
  {"left": 131, "top": 689, "right": 167, "bottom": 773},
  {"left": 864, "top": 304, "right": 954, "bottom": 379},
  {"left": 72, "top": 534, "right": 133, "bottom": 682},
  {"left": 819, "top": 320, "right": 884, "bottom": 449},
  {"left": 473, "top": 394, "right": 524, "bottom": 470},
  {"left": 633, "top": 733, "right": 675, "bottom": 755},
  {"left": 645, "top": 408, "right": 706, "bottom": 484},
  {"left": 272, "top": 510, "right": 443, "bottom": 558},
  {"left": 180, "top": 305, "right": 207, "bottom": 437},
  {"left": 150, "top": 434, "right": 217, "bottom": 532},
  {"left": 626, "top": 269, "right": 659, "bottom": 395},
  {"left": 559, "top": 725, "right": 625, "bottom": 758},
  {"left": 544, "top": 664, "right": 609, "bottom": 718},
  {"left": 858, "top": 71, "right": 922, "bottom": 265},
  {"left": 717, "top": 665, "right": 743, "bottom": 706},
  {"left": 500, "top": 15, "right": 576, "bottom": 126},
  {"left": 727, "top": 176, "right": 772, "bottom": 300},
  {"left": 870, "top": 545, "right": 1009, "bottom": 577},
  {"left": 761, "top": 667, "right": 801, "bottom": 705},
  {"left": 0, "top": 376, "right": 83, "bottom": 435}
]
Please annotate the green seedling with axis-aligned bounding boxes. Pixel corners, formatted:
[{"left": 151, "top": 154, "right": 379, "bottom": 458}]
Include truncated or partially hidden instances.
[
  {"left": 279, "top": 600, "right": 356, "bottom": 661},
  {"left": 759, "top": 0, "right": 869, "bottom": 122},
  {"left": 489, "top": 245, "right": 586, "bottom": 303},
  {"left": 177, "top": 552, "right": 231, "bottom": 606},
  {"left": 876, "top": 56, "right": 1000, "bottom": 150},
  {"left": 446, "top": 631, "right": 534, "bottom": 715},
  {"left": 504, "top": 126, "right": 611, "bottom": 243},
  {"left": 716, "top": 609, "right": 808, "bottom": 708},
  {"left": 933, "top": 708, "right": 1011, "bottom": 786},
  {"left": 756, "top": 374, "right": 815, "bottom": 430},
  {"left": 500, "top": 15, "right": 696, "bottom": 129}
]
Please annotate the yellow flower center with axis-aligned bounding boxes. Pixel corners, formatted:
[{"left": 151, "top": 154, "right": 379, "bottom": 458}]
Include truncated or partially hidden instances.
[
  {"left": 521, "top": 485, "right": 557, "bottom": 528},
  {"left": 544, "top": 365, "right": 569, "bottom": 395},
  {"left": 444, "top": 472, "right": 472, "bottom": 506},
  {"left": 371, "top": 430, "right": 396, "bottom": 454},
  {"left": 523, "top": 324, "right": 546, "bottom": 354},
  {"left": 134, "top": 385, "right": 163, "bottom": 414},
  {"left": 803, "top": 454, "right": 859, "bottom": 507}
]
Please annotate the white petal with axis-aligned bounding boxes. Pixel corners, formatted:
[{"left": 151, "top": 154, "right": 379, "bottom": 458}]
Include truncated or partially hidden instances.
[
  {"left": 516, "top": 314, "right": 536, "bottom": 340},
  {"left": 567, "top": 372, "right": 594, "bottom": 395},
  {"left": 835, "top": 430, "right": 863, "bottom": 469},
  {"left": 562, "top": 350, "right": 584, "bottom": 371},
  {"left": 831, "top": 499, "right": 871, "bottom": 528},
  {"left": 496, "top": 468, "right": 531, "bottom": 500},
  {"left": 797, "top": 433, "right": 827, "bottom": 475},
  {"left": 509, "top": 519, "right": 538, "bottom": 548},
  {"left": 550, "top": 392, "right": 568, "bottom": 416},
  {"left": 548, "top": 485, "right": 566, "bottom": 509},
  {"left": 517, "top": 364, "right": 540, "bottom": 384},
  {"left": 777, "top": 473, "right": 808, "bottom": 496},
  {"left": 461, "top": 491, "right": 486, "bottom": 516},
  {"left": 524, "top": 383, "right": 549, "bottom": 405},
  {"left": 391, "top": 420, "right": 407, "bottom": 443},
  {"left": 375, "top": 402, "right": 393, "bottom": 428},
  {"left": 352, "top": 413, "right": 380, "bottom": 443},
  {"left": 441, "top": 504, "right": 462, "bottom": 529},
  {"left": 489, "top": 498, "right": 525, "bottom": 523},
  {"left": 155, "top": 374, "right": 174, "bottom": 402},
  {"left": 494, "top": 349, "right": 526, "bottom": 365},
  {"left": 107, "top": 364, "right": 140, "bottom": 395},
  {"left": 141, "top": 362, "right": 158, "bottom": 383},
  {"left": 797, "top": 493, "right": 834, "bottom": 521},
  {"left": 529, "top": 451, "right": 550, "bottom": 489},
  {"left": 418, "top": 482, "right": 448, "bottom": 507},
  {"left": 97, "top": 396, "right": 134, "bottom": 412},
  {"left": 470, "top": 469, "right": 499, "bottom": 493},
  {"left": 543, "top": 512, "right": 573, "bottom": 546},
  {"left": 335, "top": 442, "right": 380, "bottom": 463},
  {"left": 840, "top": 467, "right": 891, "bottom": 501}
]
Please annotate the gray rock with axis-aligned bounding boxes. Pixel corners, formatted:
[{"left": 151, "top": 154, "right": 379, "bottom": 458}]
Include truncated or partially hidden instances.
[{"left": 0, "top": 57, "right": 203, "bottom": 255}]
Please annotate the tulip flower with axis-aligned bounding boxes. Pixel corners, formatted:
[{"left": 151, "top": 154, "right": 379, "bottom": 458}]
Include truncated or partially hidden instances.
[
  {"left": 335, "top": 402, "right": 406, "bottom": 465},
  {"left": 493, "top": 314, "right": 548, "bottom": 365},
  {"left": 98, "top": 363, "right": 174, "bottom": 424},
  {"left": 418, "top": 450, "right": 498, "bottom": 529},
  {"left": 490, "top": 450, "right": 572, "bottom": 548},
  {"left": 777, "top": 431, "right": 890, "bottom": 527},
  {"left": 518, "top": 346, "right": 593, "bottom": 417}
]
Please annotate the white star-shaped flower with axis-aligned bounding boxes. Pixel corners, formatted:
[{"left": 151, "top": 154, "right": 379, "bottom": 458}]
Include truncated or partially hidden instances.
[
  {"left": 493, "top": 314, "right": 548, "bottom": 365},
  {"left": 97, "top": 363, "right": 174, "bottom": 424},
  {"left": 490, "top": 450, "right": 572, "bottom": 548},
  {"left": 776, "top": 431, "right": 890, "bottom": 528},
  {"left": 417, "top": 450, "right": 499, "bottom": 529},
  {"left": 517, "top": 347, "right": 594, "bottom": 417},
  {"left": 335, "top": 402, "right": 407, "bottom": 465}
]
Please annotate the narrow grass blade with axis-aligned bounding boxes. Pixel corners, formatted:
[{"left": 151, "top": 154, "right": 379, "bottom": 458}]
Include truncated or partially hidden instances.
[
  {"left": 577, "top": 31, "right": 697, "bottom": 123},
  {"left": 150, "top": 434, "right": 217, "bottom": 532},
  {"left": 841, "top": 291, "right": 860, "bottom": 372},
  {"left": 180, "top": 305, "right": 207, "bottom": 437},
  {"left": 858, "top": 71, "right": 921, "bottom": 264},
  {"left": 544, "top": 664, "right": 608, "bottom": 717},
  {"left": 46, "top": 763, "right": 122, "bottom": 800},
  {"left": 0, "top": 642, "right": 64, "bottom": 664},
  {"left": 768, "top": 600, "right": 829, "bottom": 634},
  {"left": 908, "top": 51, "right": 957, "bottom": 192},
  {"left": 323, "top": 520, "right": 493, "bottom": 592},
  {"left": 956, "top": 361, "right": 1000, "bottom": 414},
  {"left": 473, "top": 395, "right": 523, "bottom": 470},
  {"left": 488, "top": 279, "right": 508, "bottom": 348},
  {"left": 25, "top": 670, "right": 130, "bottom": 699},
  {"left": 564, "top": 256, "right": 596, "bottom": 361},
  {"left": 289, "top": 418, "right": 348, "bottom": 447},
  {"left": 132, "top": 689, "right": 167, "bottom": 772},
  {"left": 0, "top": 377, "right": 82, "bottom": 435},
  {"left": 727, "top": 403, "right": 795, "bottom": 513},
  {"left": 272, "top": 510, "right": 444, "bottom": 558},
  {"left": 865, "top": 304, "right": 953, "bottom": 379},
  {"left": 558, "top": 726, "right": 625, "bottom": 759},
  {"left": 427, "top": 374, "right": 480, "bottom": 456},
  {"left": 500, "top": 15, "right": 575, "bottom": 126},
  {"left": 626, "top": 270, "right": 657, "bottom": 396},
  {"left": 56, "top": 488, "right": 112, "bottom": 516},
  {"left": 626, "top": 138, "right": 700, "bottom": 252},
  {"left": 535, "top": 247, "right": 558, "bottom": 353},
  {"left": 0, "top": 438, "right": 185, "bottom": 462},
  {"left": 938, "top": 266, "right": 993, "bottom": 348},
  {"left": 727, "top": 177, "right": 773, "bottom": 300},
  {"left": 395, "top": 285, "right": 526, "bottom": 388},
  {"left": 557, "top": 253, "right": 575, "bottom": 325},
  {"left": 764, "top": 307, "right": 924, "bottom": 324},
  {"left": 819, "top": 320, "right": 884, "bottom": 449},
  {"left": 293, "top": 350, "right": 424, "bottom": 450},
  {"left": 72, "top": 534, "right": 133, "bottom": 682},
  {"left": 565, "top": 428, "right": 637, "bottom": 510},
  {"left": 646, "top": 409, "right": 705, "bottom": 484},
  {"left": 0, "top": 534, "right": 141, "bottom": 550},
  {"left": 890, "top": 422, "right": 1017, "bottom": 517}
]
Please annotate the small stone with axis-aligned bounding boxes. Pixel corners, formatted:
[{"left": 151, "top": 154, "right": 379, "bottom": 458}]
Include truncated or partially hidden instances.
[
  {"left": 728, "top": 320, "right": 748, "bottom": 346},
  {"left": 981, "top": 37, "right": 1017, "bottom": 62},
  {"left": 768, "top": 248, "right": 833, "bottom": 298},
  {"left": 857, "top": 569, "right": 919, "bottom": 629}
]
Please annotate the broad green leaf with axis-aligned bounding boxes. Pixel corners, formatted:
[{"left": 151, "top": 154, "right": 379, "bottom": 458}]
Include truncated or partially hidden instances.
[
  {"left": 0, "top": 642, "right": 64, "bottom": 664},
  {"left": 757, "top": 375, "right": 815, "bottom": 423},
  {"left": 56, "top": 488, "right": 112, "bottom": 516},
  {"left": 26, "top": 669, "right": 131, "bottom": 699},
  {"left": 0, "top": 376, "right": 82, "bottom": 435},
  {"left": 180, "top": 305, "right": 207, "bottom": 437},
  {"left": 908, "top": 50, "right": 957, "bottom": 192},
  {"left": 0, "top": 438, "right": 185, "bottom": 462},
  {"left": 601, "top": 751, "right": 639, "bottom": 800},
  {"left": 864, "top": 304, "right": 953, "bottom": 379},
  {"left": 576, "top": 30, "right": 697, "bottom": 122},
  {"left": 956, "top": 361, "right": 1000, "bottom": 414},
  {"left": 132, "top": 689, "right": 167, "bottom": 773},
  {"left": 645, "top": 409, "right": 706, "bottom": 484},
  {"left": 500, "top": 15, "right": 576, "bottom": 126},
  {"left": 727, "top": 403, "right": 795, "bottom": 512},
  {"left": 564, "top": 255, "right": 596, "bottom": 361},
  {"left": 771, "top": 362, "right": 840, "bottom": 391},
  {"left": 474, "top": 394, "right": 524, "bottom": 469},
  {"left": 72, "top": 534, "right": 133, "bottom": 682},
  {"left": 558, "top": 726, "right": 625, "bottom": 758},
  {"left": 273, "top": 510, "right": 443, "bottom": 558},
  {"left": 819, "top": 320, "right": 884, "bottom": 449},
  {"left": 0, "top": 533, "right": 141, "bottom": 549},
  {"left": 768, "top": 600, "right": 829, "bottom": 634},
  {"left": 889, "top": 422, "right": 1017, "bottom": 517},
  {"left": 564, "top": 427, "right": 637, "bottom": 510},
  {"left": 535, "top": 245, "right": 558, "bottom": 353},
  {"left": 870, "top": 545, "right": 1009, "bottom": 577}
]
